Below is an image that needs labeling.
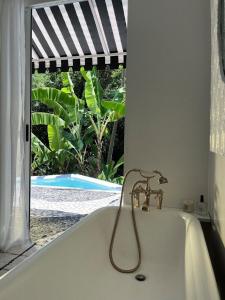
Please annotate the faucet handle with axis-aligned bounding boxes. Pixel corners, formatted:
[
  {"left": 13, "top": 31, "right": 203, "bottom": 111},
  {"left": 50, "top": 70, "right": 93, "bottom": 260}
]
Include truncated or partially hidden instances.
[
  {"left": 155, "top": 189, "right": 163, "bottom": 209},
  {"left": 132, "top": 184, "right": 146, "bottom": 208}
]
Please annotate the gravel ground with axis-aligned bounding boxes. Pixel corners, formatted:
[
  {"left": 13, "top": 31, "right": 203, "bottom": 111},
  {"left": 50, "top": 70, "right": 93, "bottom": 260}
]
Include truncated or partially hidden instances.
[
  {"left": 30, "top": 214, "right": 87, "bottom": 246},
  {"left": 30, "top": 187, "right": 120, "bottom": 247},
  {"left": 31, "top": 187, "right": 117, "bottom": 202}
]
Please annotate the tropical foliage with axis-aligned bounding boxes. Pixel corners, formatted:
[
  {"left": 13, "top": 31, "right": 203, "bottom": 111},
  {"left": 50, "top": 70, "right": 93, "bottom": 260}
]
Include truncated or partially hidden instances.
[{"left": 31, "top": 66, "right": 125, "bottom": 183}]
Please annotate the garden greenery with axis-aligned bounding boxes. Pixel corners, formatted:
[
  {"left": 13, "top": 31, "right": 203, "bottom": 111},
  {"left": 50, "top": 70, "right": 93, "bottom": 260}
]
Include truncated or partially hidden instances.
[{"left": 32, "top": 67, "right": 125, "bottom": 183}]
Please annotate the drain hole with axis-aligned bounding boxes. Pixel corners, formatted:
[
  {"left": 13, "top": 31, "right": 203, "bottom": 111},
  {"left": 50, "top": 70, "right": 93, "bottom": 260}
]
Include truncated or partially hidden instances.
[{"left": 135, "top": 274, "right": 146, "bottom": 281}]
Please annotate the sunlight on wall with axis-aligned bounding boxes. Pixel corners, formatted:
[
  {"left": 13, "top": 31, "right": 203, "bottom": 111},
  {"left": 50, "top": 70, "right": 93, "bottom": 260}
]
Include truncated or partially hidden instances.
[{"left": 210, "top": 0, "right": 225, "bottom": 155}]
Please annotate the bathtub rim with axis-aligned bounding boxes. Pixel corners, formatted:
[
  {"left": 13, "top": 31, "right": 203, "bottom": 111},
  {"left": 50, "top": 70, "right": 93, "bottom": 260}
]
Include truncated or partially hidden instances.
[{"left": 0, "top": 206, "right": 219, "bottom": 299}]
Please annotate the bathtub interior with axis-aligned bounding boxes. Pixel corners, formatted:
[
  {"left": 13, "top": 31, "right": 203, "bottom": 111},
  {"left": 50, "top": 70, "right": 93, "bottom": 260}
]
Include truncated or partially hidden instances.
[{"left": 0, "top": 207, "right": 219, "bottom": 300}]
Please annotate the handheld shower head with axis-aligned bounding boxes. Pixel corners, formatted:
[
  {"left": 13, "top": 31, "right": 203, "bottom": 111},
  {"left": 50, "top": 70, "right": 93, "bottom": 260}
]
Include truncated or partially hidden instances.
[
  {"left": 138, "top": 169, "right": 168, "bottom": 184},
  {"left": 159, "top": 176, "right": 168, "bottom": 184},
  {"left": 152, "top": 170, "right": 168, "bottom": 184}
]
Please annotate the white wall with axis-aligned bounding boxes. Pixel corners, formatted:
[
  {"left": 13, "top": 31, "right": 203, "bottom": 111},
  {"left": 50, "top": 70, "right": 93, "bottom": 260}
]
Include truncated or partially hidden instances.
[{"left": 124, "top": 0, "right": 211, "bottom": 207}]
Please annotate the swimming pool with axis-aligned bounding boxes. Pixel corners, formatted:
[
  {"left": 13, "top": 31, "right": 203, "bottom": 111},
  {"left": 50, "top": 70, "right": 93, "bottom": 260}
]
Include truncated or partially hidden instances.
[{"left": 31, "top": 174, "right": 122, "bottom": 192}]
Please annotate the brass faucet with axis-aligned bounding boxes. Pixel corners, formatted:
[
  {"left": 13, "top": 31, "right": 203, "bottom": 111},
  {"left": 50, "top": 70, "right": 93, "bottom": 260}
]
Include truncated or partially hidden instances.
[{"left": 132, "top": 170, "right": 168, "bottom": 211}]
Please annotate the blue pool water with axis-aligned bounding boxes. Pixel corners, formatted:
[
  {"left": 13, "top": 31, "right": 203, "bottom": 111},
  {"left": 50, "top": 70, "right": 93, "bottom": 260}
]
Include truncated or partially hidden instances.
[{"left": 31, "top": 175, "right": 121, "bottom": 192}]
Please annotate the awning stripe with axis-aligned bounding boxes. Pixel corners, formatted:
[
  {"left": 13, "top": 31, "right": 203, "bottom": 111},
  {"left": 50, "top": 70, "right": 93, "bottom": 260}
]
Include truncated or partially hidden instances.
[
  {"left": 88, "top": 0, "right": 109, "bottom": 55},
  {"left": 112, "top": 0, "right": 127, "bottom": 50},
  {"left": 59, "top": 5, "right": 84, "bottom": 56},
  {"left": 65, "top": 3, "right": 91, "bottom": 55},
  {"left": 32, "top": 0, "right": 127, "bottom": 72},
  {"left": 33, "top": 9, "right": 60, "bottom": 58},
  {"left": 32, "top": 30, "right": 48, "bottom": 58},
  {"left": 44, "top": 6, "right": 72, "bottom": 57},
  {"left": 105, "top": 0, "right": 123, "bottom": 53},
  {"left": 32, "top": 39, "right": 44, "bottom": 59},
  {"left": 32, "top": 49, "right": 39, "bottom": 60},
  {"left": 121, "top": 0, "right": 128, "bottom": 26},
  {"left": 73, "top": 2, "right": 96, "bottom": 55},
  {"left": 50, "top": 5, "right": 78, "bottom": 56},
  {"left": 37, "top": 7, "right": 66, "bottom": 56},
  {"left": 33, "top": 19, "right": 53, "bottom": 58},
  {"left": 80, "top": 1, "right": 104, "bottom": 53},
  {"left": 95, "top": 0, "right": 117, "bottom": 52}
]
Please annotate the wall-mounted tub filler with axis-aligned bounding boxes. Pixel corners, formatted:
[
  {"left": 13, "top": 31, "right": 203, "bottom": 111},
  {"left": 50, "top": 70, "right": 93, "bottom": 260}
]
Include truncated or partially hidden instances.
[
  {"left": 109, "top": 169, "right": 168, "bottom": 273},
  {"left": 134, "top": 169, "right": 168, "bottom": 211}
]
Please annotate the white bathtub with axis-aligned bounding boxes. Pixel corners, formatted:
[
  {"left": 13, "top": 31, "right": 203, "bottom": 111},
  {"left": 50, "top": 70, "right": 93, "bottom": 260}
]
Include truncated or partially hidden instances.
[{"left": 0, "top": 207, "right": 220, "bottom": 300}]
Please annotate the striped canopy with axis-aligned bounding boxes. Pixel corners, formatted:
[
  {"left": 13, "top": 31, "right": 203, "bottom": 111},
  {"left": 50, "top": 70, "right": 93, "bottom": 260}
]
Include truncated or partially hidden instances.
[{"left": 32, "top": 0, "right": 128, "bottom": 73}]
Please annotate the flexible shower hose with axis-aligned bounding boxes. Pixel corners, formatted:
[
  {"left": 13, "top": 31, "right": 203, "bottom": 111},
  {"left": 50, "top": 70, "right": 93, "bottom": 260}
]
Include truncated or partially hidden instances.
[{"left": 109, "top": 169, "right": 142, "bottom": 273}]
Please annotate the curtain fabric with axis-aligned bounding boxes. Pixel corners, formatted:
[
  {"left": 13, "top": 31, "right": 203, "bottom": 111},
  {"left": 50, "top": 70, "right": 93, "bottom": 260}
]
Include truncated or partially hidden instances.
[{"left": 0, "top": 0, "right": 30, "bottom": 251}]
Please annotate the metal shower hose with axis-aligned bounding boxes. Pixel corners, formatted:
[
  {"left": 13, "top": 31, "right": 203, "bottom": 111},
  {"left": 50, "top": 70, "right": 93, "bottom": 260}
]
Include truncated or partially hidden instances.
[{"left": 109, "top": 169, "right": 141, "bottom": 273}]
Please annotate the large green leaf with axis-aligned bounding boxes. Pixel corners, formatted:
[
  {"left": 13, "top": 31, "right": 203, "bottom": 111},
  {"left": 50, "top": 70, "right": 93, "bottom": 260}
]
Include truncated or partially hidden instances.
[
  {"left": 62, "top": 131, "right": 84, "bottom": 151},
  {"left": 61, "top": 72, "right": 74, "bottom": 95},
  {"left": 97, "top": 155, "right": 124, "bottom": 183},
  {"left": 31, "top": 133, "right": 50, "bottom": 156},
  {"left": 32, "top": 112, "right": 65, "bottom": 127},
  {"left": 113, "top": 87, "right": 125, "bottom": 102},
  {"left": 32, "top": 87, "right": 77, "bottom": 108},
  {"left": 101, "top": 100, "right": 125, "bottom": 121},
  {"left": 92, "top": 67, "right": 103, "bottom": 107},
  {"left": 47, "top": 125, "right": 61, "bottom": 151},
  {"left": 80, "top": 67, "right": 100, "bottom": 115},
  {"left": 114, "top": 154, "right": 124, "bottom": 170},
  {"left": 32, "top": 96, "right": 71, "bottom": 125},
  {"left": 31, "top": 133, "right": 51, "bottom": 170}
]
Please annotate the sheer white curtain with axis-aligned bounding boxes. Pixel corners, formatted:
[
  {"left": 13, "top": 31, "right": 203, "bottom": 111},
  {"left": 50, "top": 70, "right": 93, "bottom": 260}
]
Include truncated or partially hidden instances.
[{"left": 0, "top": 0, "right": 31, "bottom": 251}]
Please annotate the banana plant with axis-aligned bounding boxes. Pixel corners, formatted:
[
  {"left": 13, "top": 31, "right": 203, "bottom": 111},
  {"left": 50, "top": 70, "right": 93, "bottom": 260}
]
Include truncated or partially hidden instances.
[
  {"left": 81, "top": 67, "right": 125, "bottom": 175},
  {"left": 103, "top": 87, "right": 125, "bottom": 164},
  {"left": 98, "top": 155, "right": 124, "bottom": 184},
  {"left": 31, "top": 75, "right": 88, "bottom": 173},
  {"left": 31, "top": 133, "right": 51, "bottom": 172},
  {"left": 32, "top": 69, "right": 125, "bottom": 179}
]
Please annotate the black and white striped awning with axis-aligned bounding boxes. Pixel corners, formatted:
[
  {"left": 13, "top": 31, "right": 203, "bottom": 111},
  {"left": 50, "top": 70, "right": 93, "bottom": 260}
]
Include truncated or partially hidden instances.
[{"left": 32, "top": 0, "right": 128, "bottom": 73}]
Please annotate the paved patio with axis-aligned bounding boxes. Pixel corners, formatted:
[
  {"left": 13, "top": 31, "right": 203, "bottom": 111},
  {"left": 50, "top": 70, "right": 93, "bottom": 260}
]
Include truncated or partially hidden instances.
[{"left": 31, "top": 187, "right": 120, "bottom": 217}]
